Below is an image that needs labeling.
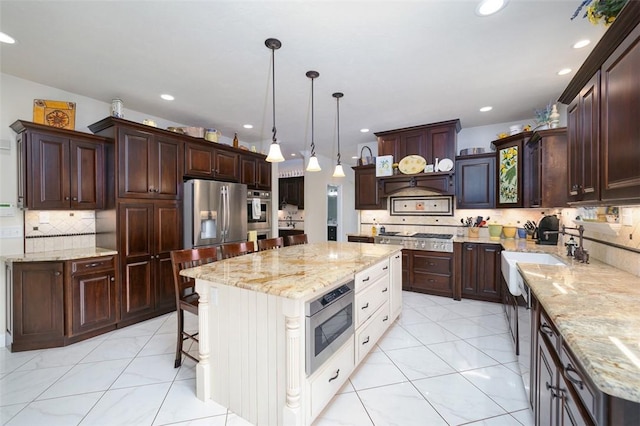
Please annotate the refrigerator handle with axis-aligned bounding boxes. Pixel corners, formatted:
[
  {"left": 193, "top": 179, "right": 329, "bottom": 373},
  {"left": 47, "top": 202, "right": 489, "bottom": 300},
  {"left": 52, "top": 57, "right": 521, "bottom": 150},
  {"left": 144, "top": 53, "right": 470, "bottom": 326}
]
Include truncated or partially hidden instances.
[
  {"left": 220, "top": 185, "right": 226, "bottom": 242},
  {"left": 224, "top": 185, "right": 230, "bottom": 240}
]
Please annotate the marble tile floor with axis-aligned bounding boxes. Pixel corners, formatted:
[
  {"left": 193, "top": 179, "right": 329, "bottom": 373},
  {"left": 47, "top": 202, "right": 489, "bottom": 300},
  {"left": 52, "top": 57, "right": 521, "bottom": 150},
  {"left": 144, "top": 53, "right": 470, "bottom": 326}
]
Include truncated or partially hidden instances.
[{"left": 0, "top": 291, "right": 534, "bottom": 425}]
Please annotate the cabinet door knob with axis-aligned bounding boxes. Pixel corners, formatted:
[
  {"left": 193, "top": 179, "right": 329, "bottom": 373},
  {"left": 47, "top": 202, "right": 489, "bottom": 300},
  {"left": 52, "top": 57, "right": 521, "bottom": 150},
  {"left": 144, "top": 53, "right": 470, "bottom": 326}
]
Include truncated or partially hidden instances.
[
  {"left": 65, "top": 196, "right": 70, "bottom": 200},
  {"left": 110, "top": 277, "right": 115, "bottom": 282},
  {"left": 149, "top": 187, "right": 154, "bottom": 192},
  {"left": 72, "top": 197, "right": 78, "bottom": 201},
  {"left": 54, "top": 271, "right": 61, "bottom": 276}
]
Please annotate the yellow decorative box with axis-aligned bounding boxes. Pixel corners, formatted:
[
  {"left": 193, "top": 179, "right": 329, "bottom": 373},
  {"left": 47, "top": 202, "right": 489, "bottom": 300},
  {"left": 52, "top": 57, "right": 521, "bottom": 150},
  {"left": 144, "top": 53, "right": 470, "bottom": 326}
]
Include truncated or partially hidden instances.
[{"left": 33, "top": 99, "right": 76, "bottom": 130}]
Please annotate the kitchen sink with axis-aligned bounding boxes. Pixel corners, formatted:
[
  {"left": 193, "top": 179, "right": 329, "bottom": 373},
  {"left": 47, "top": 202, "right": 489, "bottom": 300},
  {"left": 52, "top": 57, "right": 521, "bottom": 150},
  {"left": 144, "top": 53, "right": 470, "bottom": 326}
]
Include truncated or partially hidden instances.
[{"left": 501, "top": 252, "right": 566, "bottom": 296}]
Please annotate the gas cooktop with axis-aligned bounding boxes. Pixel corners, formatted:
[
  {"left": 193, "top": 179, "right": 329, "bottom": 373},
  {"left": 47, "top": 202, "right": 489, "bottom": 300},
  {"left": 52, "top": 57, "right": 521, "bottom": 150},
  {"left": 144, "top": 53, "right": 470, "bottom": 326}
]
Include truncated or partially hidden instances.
[{"left": 374, "top": 232, "right": 454, "bottom": 252}]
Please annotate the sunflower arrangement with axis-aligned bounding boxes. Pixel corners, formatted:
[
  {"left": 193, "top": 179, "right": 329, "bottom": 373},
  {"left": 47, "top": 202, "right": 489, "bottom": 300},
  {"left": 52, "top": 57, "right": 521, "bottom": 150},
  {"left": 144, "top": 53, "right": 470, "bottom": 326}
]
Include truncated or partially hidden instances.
[{"left": 571, "top": 0, "right": 628, "bottom": 26}]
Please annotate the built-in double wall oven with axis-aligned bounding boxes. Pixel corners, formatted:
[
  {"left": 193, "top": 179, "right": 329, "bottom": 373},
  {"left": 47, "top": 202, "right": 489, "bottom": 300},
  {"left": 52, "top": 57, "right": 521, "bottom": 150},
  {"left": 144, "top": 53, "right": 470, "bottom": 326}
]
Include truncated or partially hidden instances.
[
  {"left": 305, "top": 280, "right": 355, "bottom": 375},
  {"left": 247, "top": 190, "right": 272, "bottom": 240}
]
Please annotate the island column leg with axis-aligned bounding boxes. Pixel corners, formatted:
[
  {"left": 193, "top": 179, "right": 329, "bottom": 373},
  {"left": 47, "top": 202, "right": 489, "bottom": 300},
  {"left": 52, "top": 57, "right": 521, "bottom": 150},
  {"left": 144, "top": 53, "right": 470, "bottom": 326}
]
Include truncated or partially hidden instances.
[
  {"left": 196, "top": 280, "right": 211, "bottom": 401},
  {"left": 283, "top": 301, "right": 303, "bottom": 425}
]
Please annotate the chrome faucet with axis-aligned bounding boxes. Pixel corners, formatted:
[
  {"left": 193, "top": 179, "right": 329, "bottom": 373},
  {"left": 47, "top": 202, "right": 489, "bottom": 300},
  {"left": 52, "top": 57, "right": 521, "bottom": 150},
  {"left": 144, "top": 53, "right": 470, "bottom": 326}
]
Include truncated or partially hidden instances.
[
  {"left": 285, "top": 213, "right": 295, "bottom": 228},
  {"left": 544, "top": 225, "right": 588, "bottom": 263}
]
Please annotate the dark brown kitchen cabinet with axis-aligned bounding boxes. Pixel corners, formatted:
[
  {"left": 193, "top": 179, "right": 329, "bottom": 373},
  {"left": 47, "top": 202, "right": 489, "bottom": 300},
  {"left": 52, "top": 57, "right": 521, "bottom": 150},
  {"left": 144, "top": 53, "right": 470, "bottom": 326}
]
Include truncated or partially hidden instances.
[
  {"left": 567, "top": 73, "right": 600, "bottom": 204},
  {"left": 347, "top": 235, "right": 374, "bottom": 243},
  {"left": 525, "top": 129, "right": 568, "bottom": 208},
  {"left": 492, "top": 133, "right": 530, "bottom": 208},
  {"left": 375, "top": 119, "right": 460, "bottom": 166},
  {"left": 118, "top": 201, "right": 181, "bottom": 324},
  {"left": 185, "top": 141, "right": 239, "bottom": 181},
  {"left": 240, "top": 154, "right": 271, "bottom": 190},
  {"left": 455, "top": 153, "right": 496, "bottom": 209},
  {"left": 460, "top": 243, "right": 502, "bottom": 303},
  {"left": 66, "top": 256, "right": 118, "bottom": 338},
  {"left": 600, "top": 21, "right": 640, "bottom": 203},
  {"left": 10, "top": 120, "right": 106, "bottom": 210},
  {"left": 279, "top": 177, "right": 304, "bottom": 209},
  {"left": 8, "top": 262, "right": 65, "bottom": 351},
  {"left": 405, "top": 249, "right": 453, "bottom": 298},
  {"left": 279, "top": 228, "right": 304, "bottom": 239},
  {"left": 560, "top": 1, "right": 640, "bottom": 205},
  {"left": 353, "top": 165, "right": 384, "bottom": 209},
  {"left": 402, "top": 251, "right": 410, "bottom": 291},
  {"left": 116, "top": 127, "right": 183, "bottom": 199}
]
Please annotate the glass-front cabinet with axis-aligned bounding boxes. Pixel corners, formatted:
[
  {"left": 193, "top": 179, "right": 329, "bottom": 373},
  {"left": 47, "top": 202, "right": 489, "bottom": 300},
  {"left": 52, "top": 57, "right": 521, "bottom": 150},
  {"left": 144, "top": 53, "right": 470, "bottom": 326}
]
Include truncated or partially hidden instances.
[{"left": 491, "top": 132, "right": 530, "bottom": 208}]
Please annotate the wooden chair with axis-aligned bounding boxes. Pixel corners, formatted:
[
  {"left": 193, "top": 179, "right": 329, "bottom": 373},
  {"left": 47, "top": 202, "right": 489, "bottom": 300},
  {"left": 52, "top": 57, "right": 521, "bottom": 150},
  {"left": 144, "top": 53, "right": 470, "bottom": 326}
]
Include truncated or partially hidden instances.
[
  {"left": 220, "top": 241, "right": 255, "bottom": 259},
  {"left": 284, "top": 234, "right": 308, "bottom": 246},
  {"left": 257, "top": 237, "right": 284, "bottom": 251},
  {"left": 170, "top": 247, "right": 218, "bottom": 368}
]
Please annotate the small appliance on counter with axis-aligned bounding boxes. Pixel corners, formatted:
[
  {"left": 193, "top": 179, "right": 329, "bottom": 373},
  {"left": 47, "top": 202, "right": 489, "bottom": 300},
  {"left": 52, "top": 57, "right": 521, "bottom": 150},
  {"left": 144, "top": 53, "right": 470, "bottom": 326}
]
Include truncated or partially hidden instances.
[{"left": 536, "top": 214, "right": 560, "bottom": 245}]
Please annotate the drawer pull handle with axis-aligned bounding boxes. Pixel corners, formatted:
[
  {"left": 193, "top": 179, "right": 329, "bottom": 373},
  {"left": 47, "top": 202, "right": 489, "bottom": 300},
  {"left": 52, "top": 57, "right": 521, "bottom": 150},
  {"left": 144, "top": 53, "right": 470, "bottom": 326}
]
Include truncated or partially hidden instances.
[
  {"left": 545, "top": 382, "right": 562, "bottom": 399},
  {"left": 383, "top": 315, "right": 389, "bottom": 322},
  {"left": 328, "top": 369, "right": 340, "bottom": 383},
  {"left": 383, "top": 266, "right": 389, "bottom": 270},
  {"left": 361, "top": 303, "right": 369, "bottom": 310},
  {"left": 362, "top": 336, "right": 370, "bottom": 345},
  {"left": 429, "top": 262, "right": 435, "bottom": 266},
  {"left": 382, "top": 287, "right": 388, "bottom": 293},
  {"left": 362, "top": 276, "right": 370, "bottom": 282},
  {"left": 428, "top": 279, "right": 436, "bottom": 283},
  {"left": 564, "top": 364, "right": 584, "bottom": 390},
  {"left": 540, "top": 323, "right": 554, "bottom": 337},
  {"left": 86, "top": 263, "right": 99, "bottom": 268}
]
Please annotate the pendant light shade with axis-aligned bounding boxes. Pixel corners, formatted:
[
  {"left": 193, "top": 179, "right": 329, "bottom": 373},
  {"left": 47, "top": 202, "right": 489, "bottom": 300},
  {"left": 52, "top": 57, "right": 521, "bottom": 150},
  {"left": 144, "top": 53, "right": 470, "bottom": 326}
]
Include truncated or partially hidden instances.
[
  {"left": 332, "top": 92, "right": 345, "bottom": 178},
  {"left": 305, "top": 70, "right": 321, "bottom": 172},
  {"left": 265, "top": 38, "right": 285, "bottom": 163}
]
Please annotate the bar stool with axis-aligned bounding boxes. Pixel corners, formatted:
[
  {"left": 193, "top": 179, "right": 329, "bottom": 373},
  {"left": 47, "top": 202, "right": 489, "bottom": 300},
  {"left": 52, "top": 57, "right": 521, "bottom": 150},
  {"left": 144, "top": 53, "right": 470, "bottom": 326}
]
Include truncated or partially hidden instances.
[
  {"left": 220, "top": 241, "right": 255, "bottom": 259},
  {"left": 257, "top": 237, "right": 284, "bottom": 251},
  {"left": 170, "top": 247, "right": 218, "bottom": 368},
  {"left": 284, "top": 234, "right": 308, "bottom": 246}
]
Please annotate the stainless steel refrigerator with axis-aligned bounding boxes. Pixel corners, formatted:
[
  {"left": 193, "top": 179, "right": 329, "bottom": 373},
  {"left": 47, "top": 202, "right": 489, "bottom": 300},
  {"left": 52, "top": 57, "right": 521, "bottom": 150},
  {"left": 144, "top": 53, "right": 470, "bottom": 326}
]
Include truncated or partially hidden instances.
[{"left": 184, "top": 179, "right": 248, "bottom": 248}]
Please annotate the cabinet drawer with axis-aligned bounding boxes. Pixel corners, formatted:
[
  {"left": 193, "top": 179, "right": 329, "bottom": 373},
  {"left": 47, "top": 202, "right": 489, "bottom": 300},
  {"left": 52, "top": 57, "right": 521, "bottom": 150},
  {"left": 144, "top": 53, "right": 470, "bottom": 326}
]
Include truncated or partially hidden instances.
[
  {"left": 355, "top": 275, "right": 389, "bottom": 327},
  {"left": 355, "top": 259, "right": 389, "bottom": 291},
  {"left": 560, "top": 342, "right": 599, "bottom": 422},
  {"left": 309, "top": 336, "right": 355, "bottom": 419},
  {"left": 412, "top": 254, "right": 450, "bottom": 275},
  {"left": 355, "top": 302, "right": 390, "bottom": 363},
  {"left": 70, "top": 256, "right": 115, "bottom": 275},
  {"left": 538, "top": 309, "right": 560, "bottom": 352}
]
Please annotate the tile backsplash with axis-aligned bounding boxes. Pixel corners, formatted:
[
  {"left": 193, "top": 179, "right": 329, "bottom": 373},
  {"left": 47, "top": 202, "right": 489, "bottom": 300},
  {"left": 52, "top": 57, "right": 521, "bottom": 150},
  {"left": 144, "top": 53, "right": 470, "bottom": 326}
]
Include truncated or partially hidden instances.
[{"left": 24, "top": 210, "right": 96, "bottom": 253}]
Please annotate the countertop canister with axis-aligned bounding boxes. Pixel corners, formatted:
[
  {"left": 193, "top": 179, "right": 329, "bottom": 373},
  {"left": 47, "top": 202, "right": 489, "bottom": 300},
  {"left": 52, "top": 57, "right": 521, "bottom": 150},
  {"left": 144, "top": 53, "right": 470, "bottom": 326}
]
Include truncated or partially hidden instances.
[{"left": 111, "top": 98, "right": 123, "bottom": 118}]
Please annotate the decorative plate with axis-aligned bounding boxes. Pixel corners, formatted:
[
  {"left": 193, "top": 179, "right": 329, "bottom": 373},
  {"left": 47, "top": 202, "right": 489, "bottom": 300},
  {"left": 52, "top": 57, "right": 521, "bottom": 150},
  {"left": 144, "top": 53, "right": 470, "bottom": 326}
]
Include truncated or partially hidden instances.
[
  {"left": 33, "top": 99, "right": 76, "bottom": 130},
  {"left": 437, "top": 158, "right": 454, "bottom": 172},
  {"left": 398, "top": 155, "right": 426, "bottom": 174}
]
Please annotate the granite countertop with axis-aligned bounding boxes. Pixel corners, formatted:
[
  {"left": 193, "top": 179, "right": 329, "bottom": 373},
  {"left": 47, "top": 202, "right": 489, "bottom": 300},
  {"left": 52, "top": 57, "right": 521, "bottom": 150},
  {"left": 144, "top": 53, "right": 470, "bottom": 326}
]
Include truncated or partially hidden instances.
[
  {"left": 518, "top": 257, "right": 640, "bottom": 403},
  {"left": 2, "top": 247, "right": 118, "bottom": 263},
  {"left": 181, "top": 241, "right": 401, "bottom": 300}
]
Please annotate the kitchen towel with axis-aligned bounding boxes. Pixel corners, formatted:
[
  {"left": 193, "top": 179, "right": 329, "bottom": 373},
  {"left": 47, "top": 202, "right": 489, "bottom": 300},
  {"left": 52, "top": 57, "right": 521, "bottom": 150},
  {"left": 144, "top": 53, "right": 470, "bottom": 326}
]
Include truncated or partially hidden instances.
[
  {"left": 252, "top": 198, "right": 261, "bottom": 220},
  {"left": 248, "top": 230, "right": 257, "bottom": 243}
]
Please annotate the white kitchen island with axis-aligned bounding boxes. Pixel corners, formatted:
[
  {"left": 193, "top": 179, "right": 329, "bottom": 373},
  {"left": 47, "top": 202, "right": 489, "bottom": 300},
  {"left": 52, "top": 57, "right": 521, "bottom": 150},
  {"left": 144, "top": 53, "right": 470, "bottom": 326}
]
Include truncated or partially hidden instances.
[{"left": 180, "top": 242, "right": 402, "bottom": 425}]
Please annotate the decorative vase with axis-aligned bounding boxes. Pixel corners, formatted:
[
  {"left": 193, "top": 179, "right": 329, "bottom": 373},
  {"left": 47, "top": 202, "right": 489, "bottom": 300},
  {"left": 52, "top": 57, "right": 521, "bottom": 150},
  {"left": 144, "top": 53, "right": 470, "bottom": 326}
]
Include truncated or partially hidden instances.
[
  {"left": 488, "top": 224, "right": 503, "bottom": 240},
  {"left": 549, "top": 104, "right": 560, "bottom": 128}
]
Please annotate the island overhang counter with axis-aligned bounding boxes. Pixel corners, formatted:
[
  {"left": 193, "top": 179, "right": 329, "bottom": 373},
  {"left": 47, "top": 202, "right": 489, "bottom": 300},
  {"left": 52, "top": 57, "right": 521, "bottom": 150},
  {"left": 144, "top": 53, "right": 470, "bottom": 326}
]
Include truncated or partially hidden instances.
[{"left": 180, "top": 242, "right": 402, "bottom": 425}]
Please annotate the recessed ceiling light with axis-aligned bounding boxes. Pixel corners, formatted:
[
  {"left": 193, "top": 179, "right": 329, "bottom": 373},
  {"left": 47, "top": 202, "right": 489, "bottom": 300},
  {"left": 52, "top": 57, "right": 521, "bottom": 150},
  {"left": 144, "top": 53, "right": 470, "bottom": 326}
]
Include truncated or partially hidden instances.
[
  {"left": 352, "top": 156, "right": 359, "bottom": 159},
  {"left": 160, "top": 94, "right": 174, "bottom": 101},
  {"left": 573, "top": 39, "right": 591, "bottom": 49},
  {"left": 476, "top": 0, "right": 508, "bottom": 16},
  {"left": 0, "top": 32, "right": 16, "bottom": 44},
  {"left": 243, "top": 124, "right": 253, "bottom": 129},
  {"left": 480, "top": 106, "right": 493, "bottom": 112},
  {"left": 558, "top": 68, "right": 572, "bottom": 76},
  {"left": 291, "top": 153, "right": 296, "bottom": 157},
  {"left": 360, "top": 128, "right": 369, "bottom": 133}
]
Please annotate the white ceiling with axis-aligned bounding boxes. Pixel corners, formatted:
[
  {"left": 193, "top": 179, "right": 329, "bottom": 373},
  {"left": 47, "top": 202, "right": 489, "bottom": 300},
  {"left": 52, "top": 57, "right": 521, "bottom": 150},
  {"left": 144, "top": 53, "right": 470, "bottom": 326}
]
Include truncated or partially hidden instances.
[{"left": 0, "top": 1, "right": 606, "bottom": 163}]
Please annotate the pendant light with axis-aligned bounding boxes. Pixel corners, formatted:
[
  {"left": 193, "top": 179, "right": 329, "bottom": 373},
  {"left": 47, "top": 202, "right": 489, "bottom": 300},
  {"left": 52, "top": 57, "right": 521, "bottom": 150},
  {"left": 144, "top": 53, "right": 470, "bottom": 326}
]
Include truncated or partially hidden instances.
[
  {"left": 265, "top": 38, "right": 285, "bottom": 163},
  {"left": 332, "top": 92, "right": 345, "bottom": 177},
  {"left": 306, "top": 70, "right": 321, "bottom": 172}
]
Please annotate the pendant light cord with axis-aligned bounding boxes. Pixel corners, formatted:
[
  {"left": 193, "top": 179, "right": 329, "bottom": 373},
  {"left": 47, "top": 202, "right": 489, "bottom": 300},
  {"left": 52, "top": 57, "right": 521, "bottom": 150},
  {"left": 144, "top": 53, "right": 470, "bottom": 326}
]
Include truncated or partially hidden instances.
[
  {"left": 271, "top": 46, "right": 277, "bottom": 144},
  {"left": 310, "top": 77, "right": 316, "bottom": 156},
  {"left": 336, "top": 94, "right": 341, "bottom": 166}
]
